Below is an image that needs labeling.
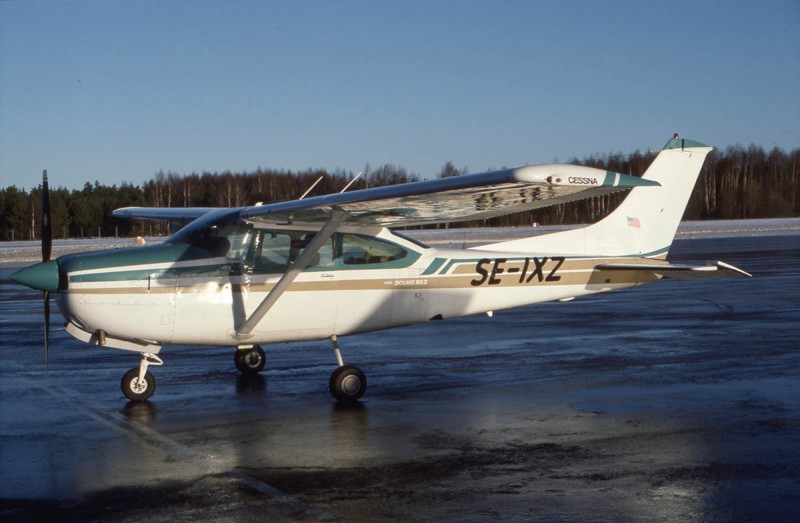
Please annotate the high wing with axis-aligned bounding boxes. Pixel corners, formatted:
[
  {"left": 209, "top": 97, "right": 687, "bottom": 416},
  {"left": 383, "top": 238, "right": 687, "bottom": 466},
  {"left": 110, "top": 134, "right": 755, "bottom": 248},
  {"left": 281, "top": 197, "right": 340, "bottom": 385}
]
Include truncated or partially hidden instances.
[
  {"left": 241, "top": 164, "right": 658, "bottom": 228},
  {"left": 596, "top": 260, "right": 752, "bottom": 280},
  {"left": 113, "top": 164, "right": 658, "bottom": 228}
]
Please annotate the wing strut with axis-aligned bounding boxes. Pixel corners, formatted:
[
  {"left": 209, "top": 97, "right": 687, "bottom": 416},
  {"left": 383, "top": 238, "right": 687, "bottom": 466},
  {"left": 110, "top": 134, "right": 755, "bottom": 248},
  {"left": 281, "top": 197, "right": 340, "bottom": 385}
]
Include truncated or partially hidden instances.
[{"left": 235, "top": 209, "right": 348, "bottom": 340}]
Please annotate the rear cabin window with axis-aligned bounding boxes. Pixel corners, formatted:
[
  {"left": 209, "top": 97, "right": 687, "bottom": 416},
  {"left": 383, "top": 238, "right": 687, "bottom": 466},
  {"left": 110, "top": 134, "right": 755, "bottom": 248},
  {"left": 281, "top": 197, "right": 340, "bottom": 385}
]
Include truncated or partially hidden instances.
[{"left": 340, "top": 234, "right": 407, "bottom": 265}]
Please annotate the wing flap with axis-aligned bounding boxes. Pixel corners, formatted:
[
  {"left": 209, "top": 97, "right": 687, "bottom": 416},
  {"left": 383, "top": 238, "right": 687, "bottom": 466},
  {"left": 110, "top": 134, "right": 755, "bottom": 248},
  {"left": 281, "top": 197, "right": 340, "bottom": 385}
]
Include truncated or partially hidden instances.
[{"left": 596, "top": 260, "right": 752, "bottom": 280}]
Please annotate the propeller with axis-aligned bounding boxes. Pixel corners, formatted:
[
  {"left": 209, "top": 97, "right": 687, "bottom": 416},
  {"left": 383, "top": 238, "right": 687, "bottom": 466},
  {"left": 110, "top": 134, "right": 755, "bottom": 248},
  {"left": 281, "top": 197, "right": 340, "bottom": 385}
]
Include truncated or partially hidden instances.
[{"left": 41, "top": 170, "right": 52, "bottom": 367}]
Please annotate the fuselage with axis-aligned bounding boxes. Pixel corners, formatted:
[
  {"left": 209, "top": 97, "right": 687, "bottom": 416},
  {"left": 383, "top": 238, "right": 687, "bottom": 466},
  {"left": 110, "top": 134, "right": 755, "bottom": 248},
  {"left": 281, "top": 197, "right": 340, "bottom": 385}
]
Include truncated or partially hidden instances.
[{"left": 51, "top": 223, "right": 656, "bottom": 351}]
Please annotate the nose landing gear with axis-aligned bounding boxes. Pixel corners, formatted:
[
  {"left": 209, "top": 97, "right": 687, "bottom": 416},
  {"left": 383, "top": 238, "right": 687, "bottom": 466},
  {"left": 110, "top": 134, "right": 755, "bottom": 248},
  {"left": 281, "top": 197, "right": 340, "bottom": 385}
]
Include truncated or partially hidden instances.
[{"left": 121, "top": 353, "right": 163, "bottom": 401}]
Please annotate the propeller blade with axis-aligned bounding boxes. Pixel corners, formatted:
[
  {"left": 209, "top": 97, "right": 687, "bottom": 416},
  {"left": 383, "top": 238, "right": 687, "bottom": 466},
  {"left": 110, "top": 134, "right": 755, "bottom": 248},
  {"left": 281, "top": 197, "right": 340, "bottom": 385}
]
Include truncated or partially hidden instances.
[
  {"left": 44, "top": 291, "right": 50, "bottom": 368},
  {"left": 41, "top": 170, "right": 52, "bottom": 367},
  {"left": 42, "top": 170, "right": 52, "bottom": 262}
]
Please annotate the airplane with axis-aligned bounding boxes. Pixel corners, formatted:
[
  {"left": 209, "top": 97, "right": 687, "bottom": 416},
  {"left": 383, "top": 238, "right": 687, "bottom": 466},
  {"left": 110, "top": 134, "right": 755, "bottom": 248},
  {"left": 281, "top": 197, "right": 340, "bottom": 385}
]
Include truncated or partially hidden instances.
[{"left": 11, "top": 135, "right": 751, "bottom": 403}]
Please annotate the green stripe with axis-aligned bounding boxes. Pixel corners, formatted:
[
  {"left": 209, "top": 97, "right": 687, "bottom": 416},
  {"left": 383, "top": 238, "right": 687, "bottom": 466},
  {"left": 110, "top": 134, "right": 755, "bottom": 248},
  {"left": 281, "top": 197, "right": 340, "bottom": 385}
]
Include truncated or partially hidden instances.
[
  {"left": 439, "top": 258, "right": 478, "bottom": 274},
  {"left": 59, "top": 243, "right": 212, "bottom": 274},
  {"left": 70, "top": 269, "right": 171, "bottom": 283},
  {"left": 616, "top": 173, "right": 660, "bottom": 187},
  {"left": 69, "top": 263, "right": 235, "bottom": 283},
  {"left": 422, "top": 257, "right": 447, "bottom": 275}
]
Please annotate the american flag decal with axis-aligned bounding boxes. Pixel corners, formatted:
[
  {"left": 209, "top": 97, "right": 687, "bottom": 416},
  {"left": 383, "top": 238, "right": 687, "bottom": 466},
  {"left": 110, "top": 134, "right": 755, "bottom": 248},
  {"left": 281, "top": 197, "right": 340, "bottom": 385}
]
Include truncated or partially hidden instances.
[{"left": 627, "top": 216, "right": 641, "bottom": 228}]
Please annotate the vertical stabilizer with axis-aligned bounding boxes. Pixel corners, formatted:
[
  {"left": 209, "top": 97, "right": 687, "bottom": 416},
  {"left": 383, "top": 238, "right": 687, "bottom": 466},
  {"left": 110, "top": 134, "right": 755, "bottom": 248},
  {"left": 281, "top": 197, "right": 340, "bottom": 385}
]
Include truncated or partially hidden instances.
[{"left": 476, "top": 137, "right": 713, "bottom": 258}]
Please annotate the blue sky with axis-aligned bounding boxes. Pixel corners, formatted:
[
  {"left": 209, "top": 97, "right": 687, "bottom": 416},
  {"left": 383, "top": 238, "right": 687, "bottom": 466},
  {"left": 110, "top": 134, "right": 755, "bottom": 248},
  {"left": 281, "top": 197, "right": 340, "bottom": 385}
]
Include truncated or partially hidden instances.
[{"left": 1, "top": 0, "right": 798, "bottom": 190}]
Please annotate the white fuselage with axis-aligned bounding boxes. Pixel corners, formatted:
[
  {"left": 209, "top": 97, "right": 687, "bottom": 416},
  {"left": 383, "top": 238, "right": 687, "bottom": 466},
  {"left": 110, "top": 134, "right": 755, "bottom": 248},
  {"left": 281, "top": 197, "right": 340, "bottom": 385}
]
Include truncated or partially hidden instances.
[{"left": 56, "top": 229, "right": 654, "bottom": 352}]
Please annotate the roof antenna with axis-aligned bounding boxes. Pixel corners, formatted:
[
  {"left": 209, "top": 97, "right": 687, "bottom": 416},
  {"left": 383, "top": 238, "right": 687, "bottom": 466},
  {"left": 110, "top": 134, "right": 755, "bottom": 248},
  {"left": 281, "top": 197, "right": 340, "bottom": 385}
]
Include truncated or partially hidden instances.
[
  {"left": 339, "top": 172, "right": 363, "bottom": 193},
  {"left": 299, "top": 176, "right": 324, "bottom": 200}
]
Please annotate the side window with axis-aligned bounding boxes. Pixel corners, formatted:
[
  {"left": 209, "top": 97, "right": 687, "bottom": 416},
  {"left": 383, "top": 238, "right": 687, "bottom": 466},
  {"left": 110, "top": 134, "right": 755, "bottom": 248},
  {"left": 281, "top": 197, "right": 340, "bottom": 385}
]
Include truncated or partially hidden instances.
[
  {"left": 255, "top": 232, "right": 292, "bottom": 272},
  {"left": 340, "top": 234, "right": 408, "bottom": 265},
  {"left": 222, "top": 224, "right": 254, "bottom": 261},
  {"left": 305, "top": 235, "right": 335, "bottom": 267},
  {"left": 190, "top": 222, "right": 252, "bottom": 260},
  {"left": 249, "top": 230, "right": 408, "bottom": 273},
  {"left": 253, "top": 230, "right": 335, "bottom": 273}
]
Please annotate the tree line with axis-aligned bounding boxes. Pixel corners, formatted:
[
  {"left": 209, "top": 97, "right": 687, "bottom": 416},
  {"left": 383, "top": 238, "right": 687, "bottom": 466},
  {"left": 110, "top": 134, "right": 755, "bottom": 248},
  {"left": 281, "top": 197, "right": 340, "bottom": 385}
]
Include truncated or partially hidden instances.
[{"left": 1, "top": 144, "right": 797, "bottom": 241}]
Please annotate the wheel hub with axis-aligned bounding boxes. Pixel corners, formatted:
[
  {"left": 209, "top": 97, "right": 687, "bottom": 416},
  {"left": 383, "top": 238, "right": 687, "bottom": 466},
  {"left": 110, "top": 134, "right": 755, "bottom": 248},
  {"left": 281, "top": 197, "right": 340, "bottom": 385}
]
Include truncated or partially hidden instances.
[
  {"left": 131, "top": 377, "right": 148, "bottom": 394},
  {"left": 341, "top": 375, "right": 361, "bottom": 395},
  {"left": 245, "top": 352, "right": 261, "bottom": 367}
]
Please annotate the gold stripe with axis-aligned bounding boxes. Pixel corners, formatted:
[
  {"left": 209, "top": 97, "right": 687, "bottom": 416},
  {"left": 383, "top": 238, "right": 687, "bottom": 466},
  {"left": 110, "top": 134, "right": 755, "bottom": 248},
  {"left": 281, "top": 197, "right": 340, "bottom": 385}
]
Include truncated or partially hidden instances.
[{"left": 66, "top": 269, "right": 652, "bottom": 295}]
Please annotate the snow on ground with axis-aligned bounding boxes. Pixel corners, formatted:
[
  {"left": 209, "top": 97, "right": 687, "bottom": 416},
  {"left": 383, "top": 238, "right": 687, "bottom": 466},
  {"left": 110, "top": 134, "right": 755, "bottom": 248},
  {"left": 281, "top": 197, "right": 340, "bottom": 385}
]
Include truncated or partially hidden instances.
[{"left": 1, "top": 218, "right": 798, "bottom": 267}]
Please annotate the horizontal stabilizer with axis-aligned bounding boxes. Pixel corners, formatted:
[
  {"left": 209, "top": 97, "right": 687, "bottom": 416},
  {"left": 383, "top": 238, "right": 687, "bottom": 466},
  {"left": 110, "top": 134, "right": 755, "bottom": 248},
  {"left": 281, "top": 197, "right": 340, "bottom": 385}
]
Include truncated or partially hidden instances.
[{"left": 596, "top": 260, "right": 752, "bottom": 280}]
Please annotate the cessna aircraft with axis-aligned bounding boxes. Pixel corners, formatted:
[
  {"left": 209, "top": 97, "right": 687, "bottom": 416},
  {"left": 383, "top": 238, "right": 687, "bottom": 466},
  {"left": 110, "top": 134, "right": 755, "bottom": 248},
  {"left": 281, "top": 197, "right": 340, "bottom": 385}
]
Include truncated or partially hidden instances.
[{"left": 12, "top": 136, "right": 750, "bottom": 403}]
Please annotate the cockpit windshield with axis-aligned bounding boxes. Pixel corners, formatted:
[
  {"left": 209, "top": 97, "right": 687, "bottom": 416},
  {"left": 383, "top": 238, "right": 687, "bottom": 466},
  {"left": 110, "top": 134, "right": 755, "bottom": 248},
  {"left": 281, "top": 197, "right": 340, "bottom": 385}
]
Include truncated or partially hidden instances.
[{"left": 168, "top": 209, "right": 253, "bottom": 260}]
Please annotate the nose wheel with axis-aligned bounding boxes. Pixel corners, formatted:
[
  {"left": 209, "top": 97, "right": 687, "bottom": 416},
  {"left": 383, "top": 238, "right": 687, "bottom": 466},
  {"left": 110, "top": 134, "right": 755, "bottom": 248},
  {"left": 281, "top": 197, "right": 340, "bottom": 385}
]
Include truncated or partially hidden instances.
[
  {"left": 329, "top": 335, "right": 366, "bottom": 403},
  {"left": 121, "top": 353, "right": 163, "bottom": 401}
]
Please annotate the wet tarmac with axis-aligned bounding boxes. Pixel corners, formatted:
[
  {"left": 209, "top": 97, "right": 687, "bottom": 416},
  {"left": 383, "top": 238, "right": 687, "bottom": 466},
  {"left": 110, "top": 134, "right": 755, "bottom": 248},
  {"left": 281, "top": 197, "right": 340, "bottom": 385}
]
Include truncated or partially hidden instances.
[{"left": 1, "top": 233, "right": 799, "bottom": 522}]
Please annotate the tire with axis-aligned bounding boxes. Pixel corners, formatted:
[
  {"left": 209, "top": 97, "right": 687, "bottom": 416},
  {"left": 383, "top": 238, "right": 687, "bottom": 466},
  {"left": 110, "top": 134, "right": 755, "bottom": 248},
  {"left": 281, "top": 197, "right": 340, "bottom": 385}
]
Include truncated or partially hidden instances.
[
  {"left": 234, "top": 346, "right": 266, "bottom": 374},
  {"left": 121, "top": 368, "right": 156, "bottom": 401},
  {"left": 329, "top": 364, "right": 367, "bottom": 403}
]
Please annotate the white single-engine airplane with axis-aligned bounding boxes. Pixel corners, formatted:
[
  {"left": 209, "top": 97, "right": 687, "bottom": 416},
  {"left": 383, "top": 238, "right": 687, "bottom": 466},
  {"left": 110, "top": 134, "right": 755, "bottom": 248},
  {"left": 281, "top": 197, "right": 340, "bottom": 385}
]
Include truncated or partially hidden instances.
[{"left": 12, "top": 136, "right": 750, "bottom": 403}]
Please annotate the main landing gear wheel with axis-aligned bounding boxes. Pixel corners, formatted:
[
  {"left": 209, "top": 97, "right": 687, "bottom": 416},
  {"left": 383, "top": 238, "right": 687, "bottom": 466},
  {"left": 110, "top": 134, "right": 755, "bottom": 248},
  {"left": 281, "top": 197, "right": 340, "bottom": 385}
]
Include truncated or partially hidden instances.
[
  {"left": 121, "top": 368, "right": 156, "bottom": 401},
  {"left": 329, "top": 364, "right": 367, "bottom": 404},
  {"left": 235, "top": 345, "right": 266, "bottom": 374}
]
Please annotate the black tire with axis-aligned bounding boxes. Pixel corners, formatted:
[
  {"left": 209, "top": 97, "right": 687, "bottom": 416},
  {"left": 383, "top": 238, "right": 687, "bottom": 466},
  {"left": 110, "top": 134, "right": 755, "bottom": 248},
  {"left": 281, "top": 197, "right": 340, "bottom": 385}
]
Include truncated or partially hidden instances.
[
  {"left": 329, "top": 364, "right": 367, "bottom": 403},
  {"left": 121, "top": 368, "right": 156, "bottom": 401},
  {"left": 234, "top": 346, "right": 266, "bottom": 374}
]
